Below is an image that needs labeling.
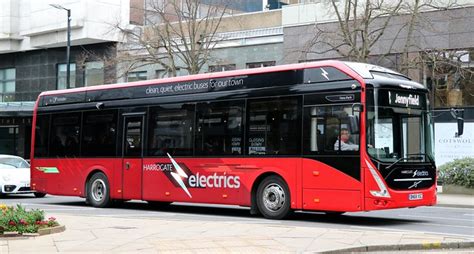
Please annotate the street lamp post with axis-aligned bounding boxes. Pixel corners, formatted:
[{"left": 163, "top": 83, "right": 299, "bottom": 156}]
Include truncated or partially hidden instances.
[{"left": 50, "top": 4, "right": 71, "bottom": 88}]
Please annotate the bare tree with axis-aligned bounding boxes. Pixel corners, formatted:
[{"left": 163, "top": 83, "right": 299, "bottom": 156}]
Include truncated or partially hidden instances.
[
  {"left": 114, "top": 0, "right": 230, "bottom": 78},
  {"left": 421, "top": 49, "right": 474, "bottom": 107},
  {"left": 303, "top": 0, "right": 403, "bottom": 62},
  {"left": 302, "top": 0, "right": 460, "bottom": 67}
]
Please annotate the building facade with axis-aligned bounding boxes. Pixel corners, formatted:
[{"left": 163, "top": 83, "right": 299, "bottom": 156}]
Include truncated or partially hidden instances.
[{"left": 0, "top": 0, "right": 129, "bottom": 158}]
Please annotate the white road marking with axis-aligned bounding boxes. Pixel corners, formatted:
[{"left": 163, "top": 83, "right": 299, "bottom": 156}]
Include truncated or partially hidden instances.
[
  {"left": 94, "top": 213, "right": 175, "bottom": 217},
  {"left": 415, "top": 222, "right": 474, "bottom": 229},
  {"left": 427, "top": 206, "right": 474, "bottom": 211},
  {"left": 37, "top": 208, "right": 96, "bottom": 211},
  {"left": 351, "top": 225, "right": 474, "bottom": 238},
  {"left": 400, "top": 214, "right": 474, "bottom": 222}
]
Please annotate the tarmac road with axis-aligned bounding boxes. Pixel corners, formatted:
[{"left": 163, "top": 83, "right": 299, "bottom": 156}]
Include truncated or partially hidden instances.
[{"left": 2, "top": 194, "right": 473, "bottom": 238}]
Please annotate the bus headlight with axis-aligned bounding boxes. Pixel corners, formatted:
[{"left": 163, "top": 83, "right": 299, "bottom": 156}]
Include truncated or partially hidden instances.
[{"left": 366, "top": 159, "right": 391, "bottom": 198}]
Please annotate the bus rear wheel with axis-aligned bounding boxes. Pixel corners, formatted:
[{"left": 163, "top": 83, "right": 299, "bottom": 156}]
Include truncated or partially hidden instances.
[
  {"left": 87, "top": 172, "right": 111, "bottom": 208},
  {"left": 256, "top": 175, "right": 291, "bottom": 220}
]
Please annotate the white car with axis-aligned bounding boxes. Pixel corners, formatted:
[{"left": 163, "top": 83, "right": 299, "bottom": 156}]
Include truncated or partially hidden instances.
[{"left": 0, "top": 155, "right": 46, "bottom": 198}]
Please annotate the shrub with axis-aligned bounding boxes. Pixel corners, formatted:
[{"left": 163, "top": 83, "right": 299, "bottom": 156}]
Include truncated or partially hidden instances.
[
  {"left": 438, "top": 157, "right": 474, "bottom": 188},
  {"left": 0, "top": 204, "right": 59, "bottom": 234}
]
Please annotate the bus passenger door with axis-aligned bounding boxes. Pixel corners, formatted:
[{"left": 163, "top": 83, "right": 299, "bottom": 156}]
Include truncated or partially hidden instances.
[{"left": 122, "top": 115, "right": 144, "bottom": 200}]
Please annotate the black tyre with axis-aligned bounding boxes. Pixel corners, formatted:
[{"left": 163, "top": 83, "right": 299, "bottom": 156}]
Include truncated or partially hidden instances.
[
  {"left": 147, "top": 201, "right": 172, "bottom": 209},
  {"left": 256, "top": 175, "right": 291, "bottom": 220},
  {"left": 325, "top": 211, "right": 345, "bottom": 216},
  {"left": 87, "top": 172, "right": 112, "bottom": 208},
  {"left": 34, "top": 192, "right": 47, "bottom": 198}
]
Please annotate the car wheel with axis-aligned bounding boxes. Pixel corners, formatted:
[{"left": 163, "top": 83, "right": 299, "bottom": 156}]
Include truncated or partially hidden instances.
[
  {"left": 34, "top": 192, "right": 47, "bottom": 198},
  {"left": 256, "top": 175, "right": 291, "bottom": 220},
  {"left": 87, "top": 172, "right": 111, "bottom": 208}
]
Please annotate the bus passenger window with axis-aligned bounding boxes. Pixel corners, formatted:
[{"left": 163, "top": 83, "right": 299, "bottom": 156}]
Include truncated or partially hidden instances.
[
  {"left": 303, "top": 105, "right": 359, "bottom": 154},
  {"left": 247, "top": 97, "right": 301, "bottom": 155},
  {"left": 148, "top": 104, "right": 195, "bottom": 156},
  {"left": 49, "top": 113, "right": 81, "bottom": 157},
  {"left": 195, "top": 101, "right": 244, "bottom": 156},
  {"left": 82, "top": 110, "right": 117, "bottom": 157},
  {"left": 34, "top": 114, "right": 50, "bottom": 157}
]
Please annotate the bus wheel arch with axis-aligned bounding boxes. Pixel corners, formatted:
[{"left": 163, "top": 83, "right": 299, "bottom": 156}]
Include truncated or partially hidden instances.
[
  {"left": 251, "top": 172, "right": 291, "bottom": 219},
  {"left": 85, "top": 170, "right": 112, "bottom": 208}
]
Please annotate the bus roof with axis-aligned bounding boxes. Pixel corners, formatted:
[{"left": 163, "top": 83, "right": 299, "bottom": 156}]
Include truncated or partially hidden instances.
[{"left": 39, "top": 60, "right": 359, "bottom": 97}]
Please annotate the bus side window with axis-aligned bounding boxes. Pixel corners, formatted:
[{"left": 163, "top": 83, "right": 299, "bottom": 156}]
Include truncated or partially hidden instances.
[
  {"left": 148, "top": 104, "right": 195, "bottom": 156},
  {"left": 49, "top": 113, "right": 81, "bottom": 157},
  {"left": 325, "top": 117, "right": 340, "bottom": 151},
  {"left": 195, "top": 100, "right": 244, "bottom": 156},
  {"left": 34, "top": 114, "right": 50, "bottom": 157},
  {"left": 82, "top": 110, "right": 117, "bottom": 157},
  {"left": 303, "top": 107, "right": 325, "bottom": 153},
  {"left": 303, "top": 105, "right": 359, "bottom": 154},
  {"left": 247, "top": 97, "right": 301, "bottom": 156}
]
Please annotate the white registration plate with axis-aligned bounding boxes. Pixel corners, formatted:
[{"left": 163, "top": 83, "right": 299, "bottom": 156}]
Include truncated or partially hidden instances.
[{"left": 409, "top": 193, "right": 423, "bottom": 200}]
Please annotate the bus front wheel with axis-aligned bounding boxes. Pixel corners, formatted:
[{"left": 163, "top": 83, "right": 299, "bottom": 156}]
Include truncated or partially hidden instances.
[
  {"left": 256, "top": 175, "right": 291, "bottom": 220},
  {"left": 87, "top": 172, "right": 112, "bottom": 208},
  {"left": 34, "top": 192, "right": 46, "bottom": 198}
]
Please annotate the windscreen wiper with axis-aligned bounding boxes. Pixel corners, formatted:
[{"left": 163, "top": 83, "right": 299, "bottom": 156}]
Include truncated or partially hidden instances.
[{"left": 385, "top": 153, "right": 425, "bottom": 170}]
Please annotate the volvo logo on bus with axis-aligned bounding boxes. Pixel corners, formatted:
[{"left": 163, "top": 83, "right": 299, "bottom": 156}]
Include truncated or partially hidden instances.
[{"left": 400, "top": 169, "right": 429, "bottom": 178}]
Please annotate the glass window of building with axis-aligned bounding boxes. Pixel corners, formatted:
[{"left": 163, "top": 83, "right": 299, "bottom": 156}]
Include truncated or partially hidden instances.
[
  {"left": 0, "top": 68, "right": 15, "bottom": 102},
  {"left": 57, "top": 63, "right": 76, "bottom": 90},
  {"left": 85, "top": 61, "right": 105, "bottom": 86},
  {"left": 156, "top": 70, "right": 167, "bottom": 79},
  {"left": 127, "top": 71, "right": 147, "bottom": 82},
  {"left": 246, "top": 61, "right": 276, "bottom": 69},
  {"left": 423, "top": 49, "right": 474, "bottom": 107},
  {"left": 208, "top": 64, "right": 236, "bottom": 73}
]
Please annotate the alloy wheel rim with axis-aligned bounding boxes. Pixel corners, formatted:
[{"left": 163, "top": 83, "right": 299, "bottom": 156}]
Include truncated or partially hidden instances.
[
  {"left": 262, "top": 183, "right": 286, "bottom": 212},
  {"left": 91, "top": 179, "right": 106, "bottom": 202}
]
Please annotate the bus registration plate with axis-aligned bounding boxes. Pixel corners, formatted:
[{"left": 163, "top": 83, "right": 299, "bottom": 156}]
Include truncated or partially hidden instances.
[{"left": 409, "top": 193, "right": 423, "bottom": 200}]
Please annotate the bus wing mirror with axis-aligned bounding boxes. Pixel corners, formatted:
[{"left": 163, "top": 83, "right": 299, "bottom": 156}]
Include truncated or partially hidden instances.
[
  {"left": 349, "top": 115, "right": 359, "bottom": 134},
  {"left": 451, "top": 108, "right": 464, "bottom": 137},
  {"left": 456, "top": 117, "right": 464, "bottom": 137}
]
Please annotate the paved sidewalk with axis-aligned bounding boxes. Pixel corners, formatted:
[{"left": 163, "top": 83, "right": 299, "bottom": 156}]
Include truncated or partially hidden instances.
[
  {"left": 437, "top": 193, "right": 474, "bottom": 208},
  {"left": 1, "top": 214, "right": 473, "bottom": 253}
]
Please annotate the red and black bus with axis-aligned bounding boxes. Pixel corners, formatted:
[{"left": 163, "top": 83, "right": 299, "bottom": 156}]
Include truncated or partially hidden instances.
[{"left": 30, "top": 60, "right": 437, "bottom": 219}]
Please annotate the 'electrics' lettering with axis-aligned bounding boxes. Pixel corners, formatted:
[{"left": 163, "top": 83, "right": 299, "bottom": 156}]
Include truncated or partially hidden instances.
[{"left": 188, "top": 173, "right": 240, "bottom": 189}]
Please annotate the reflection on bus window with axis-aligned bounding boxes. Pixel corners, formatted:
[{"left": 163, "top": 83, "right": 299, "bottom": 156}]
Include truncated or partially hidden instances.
[
  {"left": 148, "top": 104, "right": 194, "bottom": 156},
  {"left": 303, "top": 104, "right": 360, "bottom": 154},
  {"left": 195, "top": 101, "right": 244, "bottom": 155},
  {"left": 247, "top": 97, "right": 301, "bottom": 155},
  {"left": 34, "top": 114, "right": 50, "bottom": 157},
  {"left": 50, "top": 113, "right": 80, "bottom": 157},
  {"left": 82, "top": 110, "right": 117, "bottom": 156}
]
